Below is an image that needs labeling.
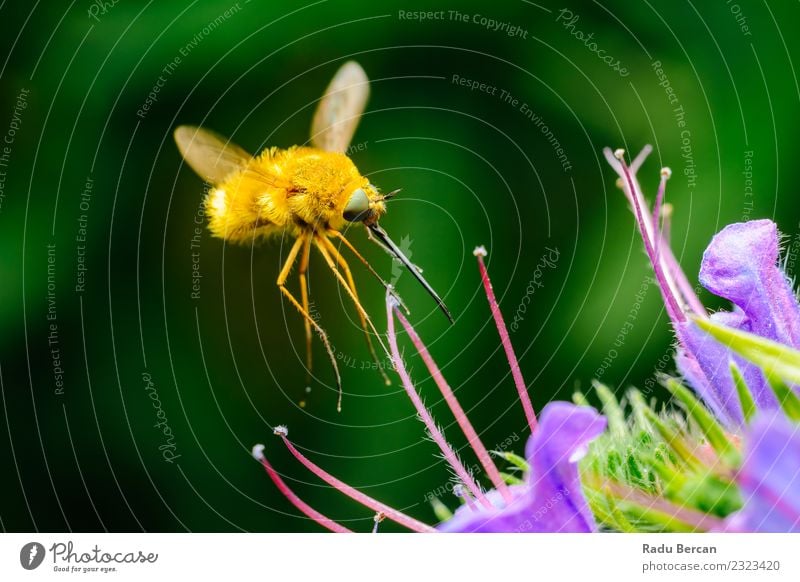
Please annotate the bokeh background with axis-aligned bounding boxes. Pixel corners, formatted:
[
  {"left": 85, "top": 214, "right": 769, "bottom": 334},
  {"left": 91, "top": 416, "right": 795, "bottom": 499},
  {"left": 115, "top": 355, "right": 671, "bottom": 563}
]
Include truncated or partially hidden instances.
[{"left": 1, "top": 0, "right": 798, "bottom": 532}]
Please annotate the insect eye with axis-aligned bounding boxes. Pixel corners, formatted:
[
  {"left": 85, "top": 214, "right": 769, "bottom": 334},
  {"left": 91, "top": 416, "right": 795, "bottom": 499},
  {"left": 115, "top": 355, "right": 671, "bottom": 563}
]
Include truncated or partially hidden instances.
[{"left": 343, "top": 188, "right": 371, "bottom": 222}]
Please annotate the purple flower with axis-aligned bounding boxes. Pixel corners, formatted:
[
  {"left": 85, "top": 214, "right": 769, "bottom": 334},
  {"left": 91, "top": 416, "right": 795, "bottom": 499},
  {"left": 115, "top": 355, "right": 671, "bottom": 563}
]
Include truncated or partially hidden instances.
[
  {"left": 676, "top": 313, "right": 754, "bottom": 426},
  {"left": 700, "top": 220, "right": 800, "bottom": 348},
  {"left": 604, "top": 146, "right": 800, "bottom": 427},
  {"left": 438, "top": 402, "right": 605, "bottom": 533},
  {"left": 602, "top": 145, "right": 800, "bottom": 534},
  {"left": 725, "top": 413, "right": 800, "bottom": 532},
  {"left": 252, "top": 249, "right": 606, "bottom": 533}
]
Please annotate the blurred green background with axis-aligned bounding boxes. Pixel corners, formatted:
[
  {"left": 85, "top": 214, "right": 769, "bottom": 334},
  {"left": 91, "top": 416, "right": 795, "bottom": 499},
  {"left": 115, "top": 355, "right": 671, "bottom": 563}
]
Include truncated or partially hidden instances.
[{"left": 1, "top": 0, "right": 798, "bottom": 532}]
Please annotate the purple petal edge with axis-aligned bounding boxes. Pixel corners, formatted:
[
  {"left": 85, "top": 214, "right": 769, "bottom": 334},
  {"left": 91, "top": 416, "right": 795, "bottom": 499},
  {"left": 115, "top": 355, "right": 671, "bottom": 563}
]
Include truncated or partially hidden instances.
[
  {"left": 438, "top": 402, "right": 606, "bottom": 533},
  {"left": 699, "top": 220, "right": 800, "bottom": 348}
]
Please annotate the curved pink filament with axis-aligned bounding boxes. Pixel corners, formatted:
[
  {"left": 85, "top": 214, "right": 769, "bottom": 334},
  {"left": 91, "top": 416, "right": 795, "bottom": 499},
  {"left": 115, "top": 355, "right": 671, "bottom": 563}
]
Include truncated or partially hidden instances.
[
  {"left": 386, "top": 295, "right": 492, "bottom": 509},
  {"left": 254, "top": 446, "right": 351, "bottom": 533},
  {"left": 475, "top": 250, "right": 538, "bottom": 433},
  {"left": 279, "top": 435, "right": 436, "bottom": 533},
  {"left": 393, "top": 306, "right": 513, "bottom": 503}
]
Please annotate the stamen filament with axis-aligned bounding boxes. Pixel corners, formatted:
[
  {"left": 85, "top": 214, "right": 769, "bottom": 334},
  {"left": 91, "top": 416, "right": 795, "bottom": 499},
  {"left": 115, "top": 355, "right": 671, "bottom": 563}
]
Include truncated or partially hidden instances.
[
  {"left": 614, "top": 150, "right": 685, "bottom": 324},
  {"left": 605, "top": 146, "right": 706, "bottom": 318},
  {"left": 651, "top": 171, "right": 707, "bottom": 317},
  {"left": 386, "top": 294, "right": 492, "bottom": 509},
  {"left": 652, "top": 168, "right": 670, "bottom": 259},
  {"left": 393, "top": 306, "right": 513, "bottom": 503},
  {"left": 453, "top": 484, "right": 477, "bottom": 511},
  {"left": 654, "top": 170, "right": 705, "bottom": 318},
  {"left": 278, "top": 433, "right": 437, "bottom": 532},
  {"left": 663, "top": 247, "right": 708, "bottom": 318},
  {"left": 474, "top": 247, "right": 538, "bottom": 433},
  {"left": 251, "top": 444, "right": 351, "bottom": 533},
  {"left": 660, "top": 203, "right": 673, "bottom": 248}
]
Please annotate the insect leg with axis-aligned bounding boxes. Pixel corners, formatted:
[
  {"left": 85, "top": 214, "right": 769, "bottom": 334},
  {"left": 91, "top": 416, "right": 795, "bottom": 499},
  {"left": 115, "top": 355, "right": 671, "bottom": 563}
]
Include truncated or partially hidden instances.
[
  {"left": 277, "top": 233, "right": 343, "bottom": 410},
  {"left": 314, "top": 235, "right": 393, "bottom": 371},
  {"left": 318, "top": 234, "right": 391, "bottom": 386},
  {"left": 298, "top": 235, "right": 313, "bottom": 382},
  {"left": 328, "top": 230, "right": 410, "bottom": 315}
]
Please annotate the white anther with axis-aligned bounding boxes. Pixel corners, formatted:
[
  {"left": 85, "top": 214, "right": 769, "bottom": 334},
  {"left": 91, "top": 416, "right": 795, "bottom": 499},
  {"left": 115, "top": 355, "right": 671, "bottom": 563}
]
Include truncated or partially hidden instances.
[{"left": 252, "top": 444, "right": 265, "bottom": 460}]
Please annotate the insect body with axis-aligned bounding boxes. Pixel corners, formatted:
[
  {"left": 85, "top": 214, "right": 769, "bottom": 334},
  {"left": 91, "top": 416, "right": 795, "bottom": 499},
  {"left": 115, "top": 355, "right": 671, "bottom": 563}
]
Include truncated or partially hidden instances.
[
  {"left": 204, "top": 146, "right": 385, "bottom": 243},
  {"left": 174, "top": 61, "right": 452, "bottom": 409}
]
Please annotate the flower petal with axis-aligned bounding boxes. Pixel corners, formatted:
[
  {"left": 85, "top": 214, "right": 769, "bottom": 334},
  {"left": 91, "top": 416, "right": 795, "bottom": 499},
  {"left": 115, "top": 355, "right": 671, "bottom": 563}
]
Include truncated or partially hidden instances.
[
  {"left": 699, "top": 220, "right": 800, "bottom": 348},
  {"left": 438, "top": 402, "right": 606, "bottom": 533},
  {"left": 676, "top": 309, "right": 776, "bottom": 427},
  {"left": 675, "top": 346, "right": 737, "bottom": 427},
  {"left": 727, "top": 414, "right": 800, "bottom": 532}
]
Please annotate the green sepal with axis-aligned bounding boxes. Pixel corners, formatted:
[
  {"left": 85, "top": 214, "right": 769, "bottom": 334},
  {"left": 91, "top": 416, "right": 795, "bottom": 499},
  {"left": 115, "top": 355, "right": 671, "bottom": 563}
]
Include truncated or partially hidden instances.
[
  {"left": 628, "top": 390, "right": 655, "bottom": 435},
  {"left": 498, "top": 471, "right": 524, "bottom": 486},
  {"left": 693, "top": 315, "right": 800, "bottom": 384},
  {"left": 665, "top": 378, "right": 740, "bottom": 466},
  {"left": 645, "top": 451, "right": 687, "bottom": 490},
  {"left": 584, "top": 488, "right": 637, "bottom": 532},
  {"left": 572, "top": 391, "right": 591, "bottom": 407},
  {"left": 594, "top": 381, "right": 627, "bottom": 439},
  {"left": 730, "top": 361, "right": 757, "bottom": 423},
  {"left": 430, "top": 497, "right": 453, "bottom": 522},
  {"left": 491, "top": 450, "right": 530, "bottom": 473},
  {"left": 766, "top": 373, "right": 800, "bottom": 421},
  {"left": 611, "top": 500, "right": 701, "bottom": 533},
  {"left": 662, "top": 472, "right": 742, "bottom": 517},
  {"left": 642, "top": 407, "right": 702, "bottom": 470}
]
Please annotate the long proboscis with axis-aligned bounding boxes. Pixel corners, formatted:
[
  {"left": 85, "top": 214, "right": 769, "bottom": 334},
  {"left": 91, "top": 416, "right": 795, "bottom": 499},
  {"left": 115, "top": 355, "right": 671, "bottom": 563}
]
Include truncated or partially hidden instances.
[{"left": 367, "top": 223, "right": 454, "bottom": 324}]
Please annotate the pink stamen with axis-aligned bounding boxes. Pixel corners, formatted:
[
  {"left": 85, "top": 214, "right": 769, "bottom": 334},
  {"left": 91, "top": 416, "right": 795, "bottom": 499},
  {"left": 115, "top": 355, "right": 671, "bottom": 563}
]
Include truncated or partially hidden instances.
[
  {"left": 605, "top": 146, "right": 707, "bottom": 318},
  {"left": 386, "top": 294, "right": 492, "bottom": 509},
  {"left": 613, "top": 150, "right": 685, "bottom": 324},
  {"left": 660, "top": 203, "right": 673, "bottom": 249},
  {"left": 251, "top": 444, "right": 351, "bottom": 533},
  {"left": 654, "top": 168, "right": 706, "bottom": 318},
  {"left": 393, "top": 305, "right": 513, "bottom": 503},
  {"left": 664, "top": 245, "right": 708, "bottom": 318},
  {"left": 277, "top": 431, "right": 437, "bottom": 532},
  {"left": 652, "top": 168, "right": 670, "bottom": 259},
  {"left": 453, "top": 484, "right": 477, "bottom": 511},
  {"left": 474, "top": 247, "right": 538, "bottom": 434}
]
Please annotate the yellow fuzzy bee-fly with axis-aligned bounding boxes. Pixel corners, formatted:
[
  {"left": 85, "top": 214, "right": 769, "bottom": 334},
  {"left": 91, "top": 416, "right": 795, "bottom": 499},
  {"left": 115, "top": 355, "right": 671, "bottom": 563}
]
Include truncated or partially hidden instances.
[{"left": 174, "top": 61, "right": 452, "bottom": 408}]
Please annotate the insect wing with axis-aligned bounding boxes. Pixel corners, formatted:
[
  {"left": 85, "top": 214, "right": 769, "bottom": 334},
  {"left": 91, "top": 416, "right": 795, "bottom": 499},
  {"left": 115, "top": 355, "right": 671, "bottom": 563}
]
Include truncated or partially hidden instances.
[
  {"left": 311, "top": 61, "right": 369, "bottom": 153},
  {"left": 174, "top": 125, "right": 252, "bottom": 184}
]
